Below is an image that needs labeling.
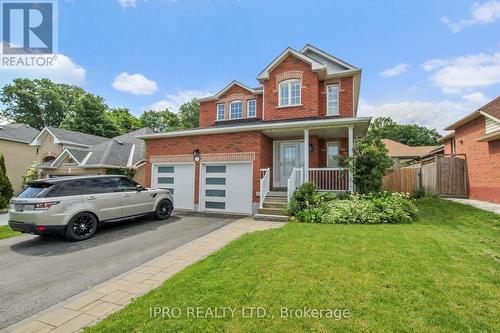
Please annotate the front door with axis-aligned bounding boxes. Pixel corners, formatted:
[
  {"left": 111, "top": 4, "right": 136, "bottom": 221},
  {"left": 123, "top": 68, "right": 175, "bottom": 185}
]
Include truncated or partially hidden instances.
[{"left": 278, "top": 142, "right": 303, "bottom": 187}]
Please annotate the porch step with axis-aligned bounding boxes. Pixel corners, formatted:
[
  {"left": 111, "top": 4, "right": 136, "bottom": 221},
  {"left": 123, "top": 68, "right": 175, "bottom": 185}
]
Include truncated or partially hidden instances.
[
  {"left": 263, "top": 201, "right": 287, "bottom": 209},
  {"left": 267, "top": 191, "right": 287, "bottom": 197},
  {"left": 258, "top": 207, "right": 287, "bottom": 215},
  {"left": 254, "top": 214, "right": 289, "bottom": 222}
]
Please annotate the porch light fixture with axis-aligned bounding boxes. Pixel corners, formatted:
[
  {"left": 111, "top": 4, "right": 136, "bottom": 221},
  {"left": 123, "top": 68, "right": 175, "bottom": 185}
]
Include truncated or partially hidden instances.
[{"left": 193, "top": 149, "right": 201, "bottom": 162}]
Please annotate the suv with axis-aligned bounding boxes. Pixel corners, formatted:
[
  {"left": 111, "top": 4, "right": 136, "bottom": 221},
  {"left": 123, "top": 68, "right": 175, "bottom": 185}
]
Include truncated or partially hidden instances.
[{"left": 9, "top": 175, "right": 174, "bottom": 241}]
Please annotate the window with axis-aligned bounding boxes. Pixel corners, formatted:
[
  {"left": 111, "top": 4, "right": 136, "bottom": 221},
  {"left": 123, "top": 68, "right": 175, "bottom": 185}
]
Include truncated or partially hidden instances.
[
  {"left": 114, "top": 177, "right": 138, "bottom": 191},
  {"left": 327, "top": 84, "right": 339, "bottom": 115},
  {"left": 17, "top": 183, "right": 53, "bottom": 198},
  {"left": 206, "top": 189, "right": 225, "bottom": 197},
  {"left": 83, "top": 178, "right": 117, "bottom": 195},
  {"left": 206, "top": 165, "right": 226, "bottom": 173},
  {"left": 451, "top": 138, "right": 456, "bottom": 154},
  {"left": 230, "top": 101, "right": 243, "bottom": 119},
  {"left": 158, "top": 166, "right": 174, "bottom": 173},
  {"left": 327, "top": 142, "right": 341, "bottom": 168},
  {"left": 158, "top": 177, "right": 174, "bottom": 184},
  {"left": 217, "top": 103, "right": 225, "bottom": 121},
  {"left": 206, "top": 177, "right": 225, "bottom": 185},
  {"left": 278, "top": 80, "right": 301, "bottom": 107},
  {"left": 247, "top": 100, "right": 256, "bottom": 117},
  {"left": 45, "top": 180, "right": 85, "bottom": 197},
  {"left": 205, "top": 201, "right": 225, "bottom": 209}
]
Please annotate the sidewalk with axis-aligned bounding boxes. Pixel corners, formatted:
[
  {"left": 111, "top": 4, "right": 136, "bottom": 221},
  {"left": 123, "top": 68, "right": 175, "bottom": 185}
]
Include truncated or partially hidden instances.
[
  {"left": 446, "top": 198, "right": 500, "bottom": 214},
  {"left": 3, "top": 217, "right": 284, "bottom": 333}
]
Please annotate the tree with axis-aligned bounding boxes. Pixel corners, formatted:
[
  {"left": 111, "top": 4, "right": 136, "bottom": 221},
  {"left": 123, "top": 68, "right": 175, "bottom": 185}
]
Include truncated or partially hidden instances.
[
  {"left": 60, "top": 93, "right": 121, "bottom": 138},
  {"left": 139, "top": 109, "right": 180, "bottom": 132},
  {"left": 108, "top": 107, "right": 140, "bottom": 134},
  {"left": 0, "top": 155, "right": 14, "bottom": 209},
  {"left": 344, "top": 137, "right": 393, "bottom": 194},
  {"left": 178, "top": 101, "right": 199, "bottom": 129},
  {"left": 22, "top": 166, "right": 39, "bottom": 187},
  {"left": 368, "top": 117, "right": 441, "bottom": 146},
  {"left": 0, "top": 78, "right": 85, "bottom": 129}
]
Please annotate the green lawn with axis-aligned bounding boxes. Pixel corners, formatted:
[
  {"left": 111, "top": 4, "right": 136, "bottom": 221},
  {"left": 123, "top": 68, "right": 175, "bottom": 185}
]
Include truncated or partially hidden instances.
[
  {"left": 87, "top": 198, "right": 499, "bottom": 333},
  {"left": 0, "top": 225, "right": 20, "bottom": 240}
]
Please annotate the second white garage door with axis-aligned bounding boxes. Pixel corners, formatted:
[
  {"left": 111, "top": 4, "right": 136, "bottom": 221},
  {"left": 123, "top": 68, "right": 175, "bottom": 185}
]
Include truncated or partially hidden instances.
[
  {"left": 200, "top": 162, "right": 253, "bottom": 214},
  {"left": 152, "top": 163, "right": 195, "bottom": 210}
]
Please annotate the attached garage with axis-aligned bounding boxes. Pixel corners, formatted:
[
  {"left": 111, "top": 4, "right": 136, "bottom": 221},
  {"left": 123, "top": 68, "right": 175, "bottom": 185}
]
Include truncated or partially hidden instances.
[
  {"left": 200, "top": 162, "right": 253, "bottom": 214},
  {"left": 151, "top": 163, "right": 195, "bottom": 210}
]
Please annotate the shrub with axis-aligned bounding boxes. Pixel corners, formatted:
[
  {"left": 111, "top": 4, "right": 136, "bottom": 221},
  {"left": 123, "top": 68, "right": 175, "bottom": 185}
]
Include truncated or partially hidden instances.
[
  {"left": 22, "top": 165, "right": 39, "bottom": 187},
  {"left": 0, "top": 155, "right": 14, "bottom": 209},
  {"left": 288, "top": 182, "right": 336, "bottom": 217}
]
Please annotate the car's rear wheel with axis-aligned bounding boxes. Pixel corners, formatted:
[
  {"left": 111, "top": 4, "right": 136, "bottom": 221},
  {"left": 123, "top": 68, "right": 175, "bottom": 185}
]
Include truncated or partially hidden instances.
[
  {"left": 65, "top": 212, "right": 98, "bottom": 241},
  {"left": 155, "top": 199, "right": 173, "bottom": 220}
]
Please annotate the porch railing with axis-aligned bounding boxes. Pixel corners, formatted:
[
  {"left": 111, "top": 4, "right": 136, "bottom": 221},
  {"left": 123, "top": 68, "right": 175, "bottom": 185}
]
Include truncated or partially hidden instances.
[
  {"left": 287, "top": 167, "right": 304, "bottom": 201},
  {"left": 259, "top": 168, "right": 271, "bottom": 208},
  {"left": 309, "top": 168, "right": 349, "bottom": 191}
]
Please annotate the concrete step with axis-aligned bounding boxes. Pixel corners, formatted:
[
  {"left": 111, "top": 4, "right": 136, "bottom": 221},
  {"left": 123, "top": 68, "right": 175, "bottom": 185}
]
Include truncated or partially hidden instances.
[
  {"left": 267, "top": 191, "right": 287, "bottom": 197},
  {"left": 258, "top": 207, "right": 287, "bottom": 215},
  {"left": 254, "top": 214, "right": 289, "bottom": 222},
  {"left": 263, "top": 202, "right": 288, "bottom": 209}
]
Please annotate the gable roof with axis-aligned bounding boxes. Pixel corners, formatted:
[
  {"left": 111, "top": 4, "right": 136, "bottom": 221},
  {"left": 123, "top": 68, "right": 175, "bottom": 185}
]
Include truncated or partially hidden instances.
[
  {"left": 195, "top": 81, "right": 262, "bottom": 103},
  {"left": 37, "top": 128, "right": 156, "bottom": 169},
  {"left": 382, "top": 139, "right": 440, "bottom": 158},
  {"left": 0, "top": 123, "right": 40, "bottom": 144},
  {"left": 30, "top": 126, "right": 109, "bottom": 147},
  {"left": 444, "top": 96, "right": 500, "bottom": 131}
]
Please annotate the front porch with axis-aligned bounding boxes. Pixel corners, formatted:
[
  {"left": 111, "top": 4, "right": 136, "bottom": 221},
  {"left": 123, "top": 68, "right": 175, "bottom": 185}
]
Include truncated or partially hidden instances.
[{"left": 258, "top": 120, "right": 368, "bottom": 210}]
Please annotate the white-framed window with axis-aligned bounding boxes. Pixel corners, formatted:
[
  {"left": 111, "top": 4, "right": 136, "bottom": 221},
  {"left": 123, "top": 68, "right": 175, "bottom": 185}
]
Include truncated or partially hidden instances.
[
  {"left": 327, "top": 84, "right": 339, "bottom": 115},
  {"left": 230, "top": 100, "right": 243, "bottom": 119},
  {"left": 216, "top": 103, "right": 225, "bottom": 120},
  {"left": 278, "top": 79, "right": 301, "bottom": 107},
  {"left": 327, "top": 142, "right": 341, "bottom": 168},
  {"left": 247, "top": 99, "right": 256, "bottom": 117}
]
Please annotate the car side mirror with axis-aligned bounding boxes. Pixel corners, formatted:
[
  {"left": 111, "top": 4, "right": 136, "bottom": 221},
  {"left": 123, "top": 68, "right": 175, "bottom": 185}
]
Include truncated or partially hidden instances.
[{"left": 136, "top": 185, "right": 146, "bottom": 192}]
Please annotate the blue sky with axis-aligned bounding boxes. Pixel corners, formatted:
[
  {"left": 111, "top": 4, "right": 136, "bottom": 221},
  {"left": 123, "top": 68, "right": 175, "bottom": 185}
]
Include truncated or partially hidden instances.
[{"left": 1, "top": 0, "right": 500, "bottom": 132}]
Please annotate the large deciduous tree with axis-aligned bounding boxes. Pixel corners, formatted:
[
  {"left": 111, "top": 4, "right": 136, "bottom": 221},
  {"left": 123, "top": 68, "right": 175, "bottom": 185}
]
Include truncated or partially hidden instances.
[
  {"left": 178, "top": 101, "right": 199, "bottom": 129},
  {"left": 368, "top": 117, "right": 440, "bottom": 146},
  {"left": 108, "top": 107, "right": 140, "bottom": 134},
  {"left": 139, "top": 109, "right": 180, "bottom": 132}
]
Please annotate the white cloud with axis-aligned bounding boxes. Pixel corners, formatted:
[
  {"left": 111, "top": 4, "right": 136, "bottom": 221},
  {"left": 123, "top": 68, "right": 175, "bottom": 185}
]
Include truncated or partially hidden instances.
[
  {"left": 148, "top": 90, "right": 212, "bottom": 112},
  {"left": 379, "top": 63, "right": 410, "bottom": 77},
  {"left": 442, "top": 1, "right": 500, "bottom": 32},
  {"left": 462, "top": 92, "right": 490, "bottom": 104},
  {"left": 422, "top": 52, "right": 500, "bottom": 94},
  {"left": 358, "top": 98, "right": 486, "bottom": 133},
  {"left": 112, "top": 72, "right": 158, "bottom": 95},
  {"left": 0, "top": 53, "right": 86, "bottom": 85},
  {"left": 117, "top": 0, "right": 137, "bottom": 7}
]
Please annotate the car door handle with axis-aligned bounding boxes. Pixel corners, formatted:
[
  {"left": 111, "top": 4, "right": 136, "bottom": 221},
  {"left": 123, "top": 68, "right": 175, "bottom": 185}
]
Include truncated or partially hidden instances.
[
  {"left": 123, "top": 194, "right": 131, "bottom": 198},
  {"left": 86, "top": 196, "right": 97, "bottom": 201}
]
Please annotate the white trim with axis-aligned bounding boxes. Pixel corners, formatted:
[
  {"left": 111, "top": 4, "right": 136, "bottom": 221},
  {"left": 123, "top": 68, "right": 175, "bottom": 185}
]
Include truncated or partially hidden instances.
[
  {"left": 262, "top": 84, "right": 265, "bottom": 120},
  {"left": 300, "top": 44, "right": 357, "bottom": 70},
  {"left": 247, "top": 99, "right": 257, "bottom": 118},
  {"left": 480, "top": 111, "right": 500, "bottom": 124},
  {"left": 348, "top": 125, "right": 354, "bottom": 192},
  {"left": 137, "top": 117, "right": 372, "bottom": 139},
  {"left": 229, "top": 100, "right": 244, "bottom": 119},
  {"left": 127, "top": 144, "right": 136, "bottom": 167},
  {"left": 195, "top": 81, "right": 262, "bottom": 103},
  {"left": 304, "top": 129, "right": 309, "bottom": 182},
  {"left": 257, "top": 48, "right": 325, "bottom": 80},
  {"left": 278, "top": 79, "right": 301, "bottom": 107},
  {"left": 326, "top": 84, "right": 340, "bottom": 116},
  {"left": 216, "top": 103, "right": 225, "bottom": 121},
  {"left": 81, "top": 152, "right": 92, "bottom": 165}
]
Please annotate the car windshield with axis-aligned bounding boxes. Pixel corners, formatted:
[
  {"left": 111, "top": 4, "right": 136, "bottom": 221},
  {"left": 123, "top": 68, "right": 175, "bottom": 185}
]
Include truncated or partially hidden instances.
[{"left": 16, "top": 183, "right": 53, "bottom": 198}]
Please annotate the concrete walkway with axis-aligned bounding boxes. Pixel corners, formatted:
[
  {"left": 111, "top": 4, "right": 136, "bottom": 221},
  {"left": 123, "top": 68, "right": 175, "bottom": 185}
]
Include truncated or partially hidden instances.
[
  {"left": 3, "top": 218, "right": 284, "bottom": 333},
  {"left": 446, "top": 198, "right": 500, "bottom": 214}
]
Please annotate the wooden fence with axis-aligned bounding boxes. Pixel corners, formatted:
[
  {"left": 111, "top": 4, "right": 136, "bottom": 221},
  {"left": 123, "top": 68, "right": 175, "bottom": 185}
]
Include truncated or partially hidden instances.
[{"left": 383, "top": 155, "right": 468, "bottom": 197}]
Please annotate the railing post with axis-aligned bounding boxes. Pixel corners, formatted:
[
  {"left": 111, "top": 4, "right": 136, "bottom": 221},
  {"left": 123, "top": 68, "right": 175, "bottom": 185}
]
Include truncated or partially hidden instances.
[
  {"left": 304, "top": 129, "right": 309, "bottom": 182},
  {"left": 348, "top": 125, "right": 354, "bottom": 192}
]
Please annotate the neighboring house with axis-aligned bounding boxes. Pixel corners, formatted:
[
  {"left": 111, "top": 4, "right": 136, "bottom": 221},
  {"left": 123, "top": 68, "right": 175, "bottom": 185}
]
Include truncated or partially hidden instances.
[
  {"left": 381, "top": 139, "right": 441, "bottom": 166},
  {"left": 32, "top": 127, "right": 155, "bottom": 185},
  {"left": 441, "top": 97, "right": 500, "bottom": 203},
  {"left": 137, "top": 44, "right": 371, "bottom": 216},
  {"left": 0, "top": 124, "right": 40, "bottom": 191}
]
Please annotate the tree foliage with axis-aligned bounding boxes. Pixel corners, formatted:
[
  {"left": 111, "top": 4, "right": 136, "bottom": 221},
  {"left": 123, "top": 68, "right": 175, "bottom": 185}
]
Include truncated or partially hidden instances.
[
  {"left": 22, "top": 166, "right": 39, "bottom": 187},
  {"left": 344, "top": 137, "right": 394, "bottom": 194},
  {"left": 108, "top": 107, "right": 141, "bottom": 134},
  {"left": 368, "top": 117, "right": 440, "bottom": 146},
  {"left": 178, "top": 101, "right": 199, "bottom": 129},
  {"left": 0, "top": 155, "right": 14, "bottom": 208},
  {"left": 139, "top": 109, "right": 180, "bottom": 132}
]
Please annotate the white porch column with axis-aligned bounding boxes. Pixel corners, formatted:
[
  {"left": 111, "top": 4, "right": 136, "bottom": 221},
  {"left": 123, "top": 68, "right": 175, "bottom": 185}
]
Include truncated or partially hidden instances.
[
  {"left": 304, "top": 128, "right": 309, "bottom": 182},
  {"left": 348, "top": 125, "right": 354, "bottom": 192}
]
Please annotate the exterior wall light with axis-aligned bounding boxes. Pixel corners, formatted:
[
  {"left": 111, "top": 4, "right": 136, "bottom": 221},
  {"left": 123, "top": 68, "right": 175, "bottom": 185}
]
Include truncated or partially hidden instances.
[{"left": 193, "top": 149, "right": 201, "bottom": 162}]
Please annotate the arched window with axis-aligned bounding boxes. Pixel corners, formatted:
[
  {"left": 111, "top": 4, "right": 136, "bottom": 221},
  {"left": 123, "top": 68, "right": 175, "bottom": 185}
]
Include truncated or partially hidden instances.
[
  {"left": 278, "top": 79, "right": 301, "bottom": 107},
  {"left": 229, "top": 100, "right": 243, "bottom": 119},
  {"left": 42, "top": 156, "right": 56, "bottom": 163}
]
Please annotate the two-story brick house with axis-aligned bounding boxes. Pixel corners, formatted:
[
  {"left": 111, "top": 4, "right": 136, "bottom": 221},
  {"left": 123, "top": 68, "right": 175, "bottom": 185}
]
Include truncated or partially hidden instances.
[{"left": 138, "top": 45, "right": 371, "bottom": 216}]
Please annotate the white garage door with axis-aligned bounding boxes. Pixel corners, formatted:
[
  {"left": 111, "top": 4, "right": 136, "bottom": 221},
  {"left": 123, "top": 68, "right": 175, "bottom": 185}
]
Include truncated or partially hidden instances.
[
  {"left": 152, "top": 163, "right": 195, "bottom": 210},
  {"left": 200, "top": 162, "right": 253, "bottom": 214}
]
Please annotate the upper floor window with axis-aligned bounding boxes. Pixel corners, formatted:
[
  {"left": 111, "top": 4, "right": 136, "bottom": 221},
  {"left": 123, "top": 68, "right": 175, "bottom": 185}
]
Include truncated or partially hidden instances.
[
  {"left": 230, "top": 100, "right": 243, "bottom": 119},
  {"left": 327, "top": 84, "right": 339, "bottom": 115},
  {"left": 279, "top": 80, "right": 301, "bottom": 107},
  {"left": 247, "top": 100, "right": 256, "bottom": 118},
  {"left": 217, "top": 103, "right": 225, "bottom": 121}
]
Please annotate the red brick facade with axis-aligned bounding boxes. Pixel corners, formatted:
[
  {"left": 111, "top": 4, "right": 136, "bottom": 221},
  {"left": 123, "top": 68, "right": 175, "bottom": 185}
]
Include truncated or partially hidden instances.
[{"left": 444, "top": 117, "right": 500, "bottom": 203}]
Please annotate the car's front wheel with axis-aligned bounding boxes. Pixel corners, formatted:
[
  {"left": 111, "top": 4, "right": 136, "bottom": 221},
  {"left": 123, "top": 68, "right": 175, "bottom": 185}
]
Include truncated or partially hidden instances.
[
  {"left": 155, "top": 199, "right": 173, "bottom": 220},
  {"left": 65, "top": 212, "right": 98, "bottom": 241}
]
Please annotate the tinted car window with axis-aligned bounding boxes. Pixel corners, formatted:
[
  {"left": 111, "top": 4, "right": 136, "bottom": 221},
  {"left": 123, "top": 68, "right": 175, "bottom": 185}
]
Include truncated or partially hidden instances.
[
  {"left": 44, "top": 180, "right": 85, "bottom": 197},
  {"left": 17, "top": 183, "right": 53, "bottom": 198},
  {"left": 114, "top": 177, "right": 138, "bottom": 190},
  {"left": 82, "top": 178, "right": 118, "bottom": 195}
]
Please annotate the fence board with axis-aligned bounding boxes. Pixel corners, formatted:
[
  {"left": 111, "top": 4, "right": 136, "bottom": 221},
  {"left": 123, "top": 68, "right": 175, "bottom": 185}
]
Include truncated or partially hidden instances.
[{"left": 382, "top": 168, "right": 418, "bottom": 194}]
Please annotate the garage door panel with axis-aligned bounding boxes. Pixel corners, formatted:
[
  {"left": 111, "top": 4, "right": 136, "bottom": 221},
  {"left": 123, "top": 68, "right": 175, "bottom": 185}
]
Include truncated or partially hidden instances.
[{"left": 153, "top": 163, "right": 194, "bottom": 210}]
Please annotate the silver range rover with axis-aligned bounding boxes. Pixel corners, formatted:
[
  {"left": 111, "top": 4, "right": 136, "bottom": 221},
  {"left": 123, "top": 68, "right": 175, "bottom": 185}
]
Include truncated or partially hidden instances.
[{"left": 9, "top": 175, "right": 174, "bottom": 241}]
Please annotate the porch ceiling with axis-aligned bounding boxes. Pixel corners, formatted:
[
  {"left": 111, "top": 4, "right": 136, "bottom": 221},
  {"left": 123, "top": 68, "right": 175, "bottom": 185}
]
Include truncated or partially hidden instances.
[{"left": 262, "top": 121, "right": 368, "bottom": 139}]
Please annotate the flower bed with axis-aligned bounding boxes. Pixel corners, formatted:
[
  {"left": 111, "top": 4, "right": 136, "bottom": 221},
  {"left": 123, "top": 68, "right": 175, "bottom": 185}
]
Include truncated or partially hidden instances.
[{"left": 288, "top": 183, "right": 418, "bottom": 224}]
